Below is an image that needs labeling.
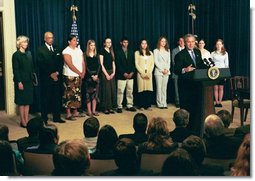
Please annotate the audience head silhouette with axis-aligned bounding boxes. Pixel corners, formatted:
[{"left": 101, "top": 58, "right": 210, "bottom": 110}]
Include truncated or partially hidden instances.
[
  {"left": 216, "top": 109, "right": 232, "bottom": 128},
  {"left": 133, "top": 113, "right": 148, "bottom": 133},
  {"left": 114, "top": 138, "right": 138, "bottom": 172},
  {"left": 173, "top": 109, "right": 190, "bottom": 127},
  {"left": 83, "top": 117, "right": 100, "bottom": 138},
  {"left": 52, "top": 139, "right": 90, "bottom": 176},
  {"left": 0, "top": 140, "right": 17, "bottom": 176},
  {"left": 26, "top": 117, "right": 44, "bottom": 137},
  {"left": 95, "top": 125, "right": 118, "bottom": 154},
  {"left": 0, "top": 124, "right": 9, "bottom": 141},
  {"left": 182, "top": 135, "right": 206, "bottom": 165},
  {"left": 161, "top": 148, "right": 198, "bottom": 176},
  {"left": 204, "top": 114, "right": 224, "bottom": 138}
]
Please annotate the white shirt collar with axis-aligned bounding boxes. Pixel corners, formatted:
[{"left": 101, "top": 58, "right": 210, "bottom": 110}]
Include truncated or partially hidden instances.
[{"left": 45, "top": 43, "right": 53, "bottom": 51}]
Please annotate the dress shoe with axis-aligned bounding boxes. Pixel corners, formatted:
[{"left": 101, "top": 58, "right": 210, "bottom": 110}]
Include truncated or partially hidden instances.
[
  {"left": 126, "top": 107, "right": 136, "bottom": 112},
  {"left": 146, "top": 107, "right": 153, "bottom": 111},
  {"left": 117, "top": 108, "right": 123, "bottom": 113},
  {"left": 65, "top": 116, "right": 76, "bottom": 121},
  {"left": 215, "top": 103, "right": 222, "bottom": 107},
  {"left": 104, "top": 110, "right": 110, "bottom": 114},
  {"left": 109, "top": 109, "right": 115, "bottom": 114},
  {"left": 54, "top": 119, "right": 66, "bottom": 123},
  {"left": 93, "top": 112, "right": 99, "bottom": 116},
  {"left": 20, "top": 123, "right": 27, "bottom": 128},
  {"left": 164, "top": 107, "right": 168, "bottom": 109}
]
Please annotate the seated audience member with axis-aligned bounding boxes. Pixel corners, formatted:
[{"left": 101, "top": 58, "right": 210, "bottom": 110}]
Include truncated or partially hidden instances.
[
  {"left": 231, "top": 133, "right": 250, "bottom": 176},
  {"left": 52, "top": 139, "right": 91, "bottom": 176},
  {"left": 0, "top": 140, "right": 19, "bottom": 176},
  {"left": 83, "top": 117, "right": 100, "bottom": 154},
  {"left": 137, "top": 117, "right": 178, "bottom": 156},
  {"left": 91, "top": 125, "right": 118, "bottom": 159},
  {"left": 119, "top": 113, "right": 148, "bottom": 145},
  {"left": 161, "top": 148, "right": 199, "bottom": 176},
  {"left": 203, "top": 114, "right": 242, "bottom": 159},
  {"left": 17, "top": 117, "right": 44, "bottom": 153},
  {"left": 26, "top": 124, "right": 59, "bottom": 154},
  {"left": 170, "top": 109, "right": 194, "bottom": 142},
  {"left": 101, "top": 138, "right": 154, "bottom": 176},
  {"left": 234, "top": 124, "right": 250, "bottom": 140},
  {"left": 0, "top": 124, "right": 24, "bottom": 174},
  {"left": 216, "top": 109, "right": 235, "bottom": 137},
  {"left": 182, "top": 135, "right": 224, "bottom": 176}
]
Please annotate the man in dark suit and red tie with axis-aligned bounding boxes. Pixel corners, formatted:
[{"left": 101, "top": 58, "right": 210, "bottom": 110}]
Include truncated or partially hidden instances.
[
  {"left": 37, "top": 32, "right": 65, "bottom": 124},
  {"left": 174, "top": 34, "right": 207, "bottom": 134}
]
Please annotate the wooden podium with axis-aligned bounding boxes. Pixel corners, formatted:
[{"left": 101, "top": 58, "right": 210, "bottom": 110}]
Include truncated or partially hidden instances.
[{"left": 186, "top": 68, "right": 231, "bottom": 137}]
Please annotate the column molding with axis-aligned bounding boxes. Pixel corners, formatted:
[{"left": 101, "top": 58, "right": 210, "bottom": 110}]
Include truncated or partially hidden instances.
[{"left": 2, "top": 0, "right": 16, "bottom": 114}]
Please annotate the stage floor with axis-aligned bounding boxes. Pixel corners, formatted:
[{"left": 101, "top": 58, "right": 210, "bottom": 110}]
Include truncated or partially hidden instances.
[{"left": 0, "top": 100, "right": 250, "bottom": 142}]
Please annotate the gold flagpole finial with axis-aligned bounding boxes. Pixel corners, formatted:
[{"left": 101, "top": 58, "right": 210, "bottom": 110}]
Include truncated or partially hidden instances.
[{"left": 70, "top": 5, "right": 78, "bottom": 21}]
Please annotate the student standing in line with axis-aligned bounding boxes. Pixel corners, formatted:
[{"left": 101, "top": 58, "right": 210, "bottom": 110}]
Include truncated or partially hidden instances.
[
  {"left": 154, "top": 36, "right": 171, "bottom": 109},
  {"left": 135, "top": 39, "right": 154, "bottom": 111},
  {"left": 99, "top": 37, "right": 117, "bottom": 114}
]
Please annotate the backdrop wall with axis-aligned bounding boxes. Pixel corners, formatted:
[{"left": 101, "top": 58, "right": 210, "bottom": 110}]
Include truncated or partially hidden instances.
[{"left": 14, "top": 0, "right": 250, "bottom": 111}]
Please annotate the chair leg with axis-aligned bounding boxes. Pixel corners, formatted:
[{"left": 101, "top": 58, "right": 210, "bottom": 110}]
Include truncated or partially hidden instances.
[
  {"left": 231, "top": 106, "right": 235, "bottom": 123},
  {"left": 244, "top": 108, "right": 249, "bottom": 122},
  {"left": 240, "top": 107, "right": 244, "bottom": 126}
]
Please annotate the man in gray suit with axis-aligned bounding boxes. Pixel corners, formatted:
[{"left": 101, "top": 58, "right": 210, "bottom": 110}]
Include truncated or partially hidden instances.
[{"left": 171, "top": 37, "right": 185, "bottom": 108}]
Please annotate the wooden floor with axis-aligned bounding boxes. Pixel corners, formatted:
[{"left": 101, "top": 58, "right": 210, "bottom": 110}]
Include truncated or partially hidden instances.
[{"left": 0, "top": 100, "right": 251, "bottom": 142}]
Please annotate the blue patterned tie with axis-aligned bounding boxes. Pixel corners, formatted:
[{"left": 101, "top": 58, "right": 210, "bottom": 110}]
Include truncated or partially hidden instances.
[{"left": 191, "top": 51, "right": 196, "bottom": 66}]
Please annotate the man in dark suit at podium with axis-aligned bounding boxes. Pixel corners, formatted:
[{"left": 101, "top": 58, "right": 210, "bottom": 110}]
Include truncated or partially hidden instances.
[
  {"left": 37, "top": 32, "right": 65, "bottom": 124},
  {"left": 173, "top": 34, "right": 207, "bottom": 134}
]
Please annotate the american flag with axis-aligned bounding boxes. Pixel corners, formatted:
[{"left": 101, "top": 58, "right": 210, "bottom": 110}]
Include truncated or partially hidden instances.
[{"left": 70, "top": 20, "right": 80, "bottom": 47}]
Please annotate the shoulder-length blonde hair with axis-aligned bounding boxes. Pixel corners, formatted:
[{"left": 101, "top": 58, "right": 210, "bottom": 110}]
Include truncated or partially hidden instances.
[
  {"left": 156, "top": 36, "right": 169, "bottom": 51},
  {"left": 16, "top": 35, "right": 29, "bottom": 49},
  {"left": 146, "top": 117, "right": 172, "bottom": 148},
  {"left": 85, "top": 40, "right": 97, "bottom": 57}
]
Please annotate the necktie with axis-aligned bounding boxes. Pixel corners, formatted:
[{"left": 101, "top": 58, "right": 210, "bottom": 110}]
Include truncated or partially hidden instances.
[
  {"left": 50, "top": 46, "right": 53, "bottom": 52},
  {"left": 191, "top": 51, "right": 196, "bottom": 66}
]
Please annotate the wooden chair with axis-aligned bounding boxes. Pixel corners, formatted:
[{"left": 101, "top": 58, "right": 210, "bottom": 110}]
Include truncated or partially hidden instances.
[
  {"left": 229, "top": 76, "right": 250, "bottom": 126},
  {"left": 87, "top": 159, "right": 117, "bottom": 176},
  {"left": 203, "top": 157, "right": 235, "bottom": 171},
  {"left": 23, "top": 152, "right": 54, "bottom": 176},
  {"left": 140, "top": 153, "right": 170, "bottom": 173}
]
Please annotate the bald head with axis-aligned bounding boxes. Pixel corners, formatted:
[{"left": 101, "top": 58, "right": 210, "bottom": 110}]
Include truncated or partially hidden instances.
[{"left": 44, "top": 32, "right": 54, "bottom": 45}]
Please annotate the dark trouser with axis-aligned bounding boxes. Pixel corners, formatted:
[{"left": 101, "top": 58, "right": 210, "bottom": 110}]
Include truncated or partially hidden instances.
[
  {"left": 100, "top": 70, "right": 117, "bottom": 111},
  {"left": 138, "top": 91, "right": 152, "bottom": 109},
  {"left": 40, "top": 79, "right": 62, "bottom": 122},
  {"left": 178, "top": 80, "right": 201, "bottom": 134},
  {"left": 172, "top": 74, "right": 180, "bottom": 105}
]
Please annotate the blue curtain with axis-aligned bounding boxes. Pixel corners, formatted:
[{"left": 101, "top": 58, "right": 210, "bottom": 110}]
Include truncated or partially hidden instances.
[{"left": 14, "top": 0, "right": 250, "bottom": 111}]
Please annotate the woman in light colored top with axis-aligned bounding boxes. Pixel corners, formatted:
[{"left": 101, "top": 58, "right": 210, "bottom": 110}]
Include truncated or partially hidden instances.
[
  {"left": 135, "top": 39, "right": 154, "bottom": 110},
  {"left": 211, "top": 39, "right": 229, "bottom": 107},
  {"left": 62, "top": 35, "right": 86, "bottom": 120},
  {"left": 198, "top": 39, "right": 212, "bottom": 60},
  {"left": 153, "top": 37, "right": 171, "bottom": 109}
]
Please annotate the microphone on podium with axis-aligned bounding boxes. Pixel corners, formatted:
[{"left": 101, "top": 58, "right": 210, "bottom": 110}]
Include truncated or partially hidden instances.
[
  {"left": 208, "top": 58, "right": 215, "bottom": 67},
  {"left": 203, "top": 58, "right": 210, "bottom": 67}
]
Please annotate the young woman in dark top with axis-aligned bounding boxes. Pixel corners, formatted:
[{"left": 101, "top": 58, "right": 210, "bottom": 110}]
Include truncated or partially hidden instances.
[
  {"left": 84, "top": 40, "right": 101, "bottom": 116},
  {"left": 99, "top": 37, "right": 117, "bottom": 114}
]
